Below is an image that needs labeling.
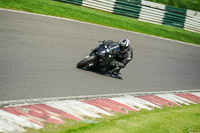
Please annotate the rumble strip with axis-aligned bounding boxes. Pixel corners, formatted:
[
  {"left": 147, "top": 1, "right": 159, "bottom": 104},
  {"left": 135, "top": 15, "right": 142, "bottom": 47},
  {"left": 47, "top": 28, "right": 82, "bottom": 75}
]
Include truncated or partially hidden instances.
[{"left": 0, "top": 90, "right": 200, "bottom": 132}]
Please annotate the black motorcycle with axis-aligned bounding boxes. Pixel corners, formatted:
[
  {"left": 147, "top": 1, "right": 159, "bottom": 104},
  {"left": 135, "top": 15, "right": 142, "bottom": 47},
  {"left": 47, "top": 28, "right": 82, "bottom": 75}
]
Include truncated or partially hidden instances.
[{"left": 77, "top": 41, "right": 120, "bottom": 72}]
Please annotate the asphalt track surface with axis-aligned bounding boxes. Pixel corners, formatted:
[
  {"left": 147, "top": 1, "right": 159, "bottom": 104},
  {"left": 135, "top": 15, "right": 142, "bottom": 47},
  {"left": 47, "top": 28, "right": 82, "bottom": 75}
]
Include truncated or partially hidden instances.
[{"left": 0, "top": 9, "right": 200, "bottom": 101}]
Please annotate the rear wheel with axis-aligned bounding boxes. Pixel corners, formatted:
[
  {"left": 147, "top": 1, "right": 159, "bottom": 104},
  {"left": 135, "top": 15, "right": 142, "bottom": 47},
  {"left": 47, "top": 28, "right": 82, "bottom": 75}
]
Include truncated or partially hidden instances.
[{"left": 77, "top": 56, "right": 95, "bottom": 68}]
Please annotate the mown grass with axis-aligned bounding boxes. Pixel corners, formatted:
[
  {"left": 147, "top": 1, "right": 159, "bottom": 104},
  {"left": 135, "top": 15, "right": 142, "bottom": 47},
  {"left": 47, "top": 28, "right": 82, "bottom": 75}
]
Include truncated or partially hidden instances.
[
  {"left": 147, "top": 0, "right": 200, "bottom": 11},
  {"left": 0, "top": 0, "right": 200, "bottom": 45},
  {"left": 26, "top": 103, "right": 200, "bottom": 133}
]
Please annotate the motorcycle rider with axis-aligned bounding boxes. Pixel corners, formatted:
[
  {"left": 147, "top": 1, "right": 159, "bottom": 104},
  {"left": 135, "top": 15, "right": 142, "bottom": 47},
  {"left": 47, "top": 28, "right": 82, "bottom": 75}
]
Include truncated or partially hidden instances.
[{"left": 102, "top": 38, "right": 133, "bottom": 76}]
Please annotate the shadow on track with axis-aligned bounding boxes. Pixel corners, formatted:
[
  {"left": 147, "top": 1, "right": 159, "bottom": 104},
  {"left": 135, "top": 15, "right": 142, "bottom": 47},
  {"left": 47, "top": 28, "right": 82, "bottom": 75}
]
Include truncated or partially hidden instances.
[{"left": 79, "top": 68, "right": 123, "bottom": 80}]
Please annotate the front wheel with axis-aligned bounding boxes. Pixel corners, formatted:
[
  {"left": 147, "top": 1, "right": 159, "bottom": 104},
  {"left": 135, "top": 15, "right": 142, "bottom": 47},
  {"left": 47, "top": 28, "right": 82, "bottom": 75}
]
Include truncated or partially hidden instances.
[{"left": 77, "top": 56, "right": 95, "bottom": 68}]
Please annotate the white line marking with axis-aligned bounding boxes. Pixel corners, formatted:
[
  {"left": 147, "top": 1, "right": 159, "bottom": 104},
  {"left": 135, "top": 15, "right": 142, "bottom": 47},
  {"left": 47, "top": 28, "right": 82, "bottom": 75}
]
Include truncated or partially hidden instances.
[
  {"left": 0, "top": 89, "right": 200, "bottom": 107},
  {"left": 0, "top": 8, "right": 200, "bottom": 48}
]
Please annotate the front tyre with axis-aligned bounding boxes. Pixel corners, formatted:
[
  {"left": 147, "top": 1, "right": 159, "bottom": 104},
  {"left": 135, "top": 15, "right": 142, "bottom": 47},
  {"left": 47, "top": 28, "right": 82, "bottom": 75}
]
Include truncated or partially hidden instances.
[{"left": 77, "top": 56, "right": 95, "bottom": 68}]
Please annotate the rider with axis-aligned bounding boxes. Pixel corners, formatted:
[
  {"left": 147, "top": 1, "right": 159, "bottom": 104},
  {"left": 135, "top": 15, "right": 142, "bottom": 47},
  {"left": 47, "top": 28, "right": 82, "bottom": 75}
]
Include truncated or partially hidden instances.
[{"left": 102, "top": 38, "right": 133, "bottom": 76}]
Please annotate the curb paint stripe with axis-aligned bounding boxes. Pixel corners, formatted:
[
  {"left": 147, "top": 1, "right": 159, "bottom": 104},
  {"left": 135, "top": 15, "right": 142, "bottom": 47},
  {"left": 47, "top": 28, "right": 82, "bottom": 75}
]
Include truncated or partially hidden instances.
[
  {"left": 30, "top": 104, "right": 80, "bottom": 121},
  {"left": 0, "top": 91, "right": 200, "bottom": 132},
  {"left": 82, "top": 98, "right": 137, "bottom": 114},
  {"left": 0, "top": 118, "right": 25, "bottom": 133},
  {"left": 103, "top": 99, "right": 138, "bottom": 112},
  {"left": 111, "top": 96, "right": 160, "bottom": 111},
  {"left": 0, "top": 109, "right": 42, "bottom": 129},
  {"left": 191, "top": 92, "right": 200, "bottom": 97},
  {"left": 1, "top": 107, "right": 44, "bottom": 126},
  {"left": 175, "top": 93, "right": 200, "bottom": 103},
  {"left": 1, "top": 104, "right": 80, "bottom": 127},
  {"left": 136, "top": 95, "right": 179, "bottom": 107},
  {"left": 21, "top": 105, "right": 67, "bottom": 124},
  {"left": 156, "top": 94, "right": 196, "bottom": 105},
  {"left": 45, "top": 100, "right": 113, "bottom": 119}
]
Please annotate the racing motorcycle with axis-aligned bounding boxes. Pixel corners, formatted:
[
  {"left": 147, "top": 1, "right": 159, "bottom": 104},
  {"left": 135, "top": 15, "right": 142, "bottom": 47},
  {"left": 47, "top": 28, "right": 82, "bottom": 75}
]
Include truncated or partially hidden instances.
[{"left": 77, "top": 41, "right": 120, "bottom": 72}]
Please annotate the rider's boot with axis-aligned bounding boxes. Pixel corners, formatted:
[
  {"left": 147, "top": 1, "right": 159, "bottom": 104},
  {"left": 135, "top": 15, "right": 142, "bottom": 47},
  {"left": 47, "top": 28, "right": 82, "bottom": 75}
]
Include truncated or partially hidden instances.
[{"left": 111, "top": 67, "right": 121, "bottom": 76}]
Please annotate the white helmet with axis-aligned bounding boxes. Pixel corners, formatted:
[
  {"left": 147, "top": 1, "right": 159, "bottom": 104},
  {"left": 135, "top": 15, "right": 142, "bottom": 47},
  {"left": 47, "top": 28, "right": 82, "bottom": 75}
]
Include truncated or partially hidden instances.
[
  {"left": 119, "top": 38, "right": 130, "bottom": 47},
  {"left": 119, "top": 39, "right": 130, "bottom": 52}
]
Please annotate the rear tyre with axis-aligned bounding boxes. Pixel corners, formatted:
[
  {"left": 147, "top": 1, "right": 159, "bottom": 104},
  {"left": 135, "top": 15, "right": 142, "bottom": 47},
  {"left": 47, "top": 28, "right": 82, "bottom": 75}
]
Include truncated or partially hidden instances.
[{"left": 77, "top": 56, "right": 95, "bottom": 68}]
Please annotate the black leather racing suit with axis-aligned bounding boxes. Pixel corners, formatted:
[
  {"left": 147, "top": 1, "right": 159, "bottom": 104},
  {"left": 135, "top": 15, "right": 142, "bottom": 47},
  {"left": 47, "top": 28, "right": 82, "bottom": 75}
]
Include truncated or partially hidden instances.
[
  {"left": 102, "top": 40, "right": 133, "bottom": 75},
  {"left": 111, "top": 46, "right": 133, "bottom": 75},
  {"left": 112, "top": 46, "right": 133, "bottom": 68}
]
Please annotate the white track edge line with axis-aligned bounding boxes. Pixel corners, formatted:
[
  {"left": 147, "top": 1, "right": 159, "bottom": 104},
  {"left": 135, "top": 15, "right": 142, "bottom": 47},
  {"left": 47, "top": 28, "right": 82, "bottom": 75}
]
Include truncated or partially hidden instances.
[
  {"left": 0, "top": 89, "right": 200, "bottom": 107},
  {"left": 0, "top": 8, "right": 200, "bottom": 48}
]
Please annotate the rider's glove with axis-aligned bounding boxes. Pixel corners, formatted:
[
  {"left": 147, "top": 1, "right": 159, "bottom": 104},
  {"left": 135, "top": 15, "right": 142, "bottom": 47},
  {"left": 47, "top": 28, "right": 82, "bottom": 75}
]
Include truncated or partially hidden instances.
[
  {"left": 102, "top": 40, "right": 114, "bottom": 45},
  {"left": 102, "top": 40, "right": 107, "bottom": 44},
  {"left": 110, "top": 60, "right": 116, "bottom": 66},
  {"left": 110, "top": 60, "right": 125, "bottom": 68}
]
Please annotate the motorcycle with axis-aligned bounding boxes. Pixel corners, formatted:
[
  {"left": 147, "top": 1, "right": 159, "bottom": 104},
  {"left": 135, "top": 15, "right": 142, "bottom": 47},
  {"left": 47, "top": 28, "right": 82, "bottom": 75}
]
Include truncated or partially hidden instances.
[{"left": 77, "top": 41, "right": 120, "bottom": 72}]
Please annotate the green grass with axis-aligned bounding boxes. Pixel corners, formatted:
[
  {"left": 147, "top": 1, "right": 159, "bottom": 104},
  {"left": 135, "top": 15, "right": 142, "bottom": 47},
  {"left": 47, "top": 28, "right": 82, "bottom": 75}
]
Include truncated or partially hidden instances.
[
  {"left": 0, "top": 0, "right": 200, "bottom": 45},
  {"left": 26, "top": 104, "right": 200, "bottom": 133},
  {"left": 147, "top": 0, "right": 200, "bottom": 11}
]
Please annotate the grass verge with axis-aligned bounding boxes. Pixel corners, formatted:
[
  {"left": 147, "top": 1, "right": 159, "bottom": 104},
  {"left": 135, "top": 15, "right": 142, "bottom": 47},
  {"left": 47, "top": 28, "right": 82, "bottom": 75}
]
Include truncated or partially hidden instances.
[
  {"left": 26, "top": 103, "right": 200, "bottom": 133},
  {"left": 0, "top": 0, "right": 200, "bottom": 45}
]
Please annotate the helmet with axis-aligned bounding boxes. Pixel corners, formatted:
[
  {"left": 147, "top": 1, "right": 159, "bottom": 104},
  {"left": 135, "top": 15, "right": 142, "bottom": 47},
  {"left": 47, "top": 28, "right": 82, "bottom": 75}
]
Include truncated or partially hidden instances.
[{"left": 119, "top": 38, "right": 130, "bottom": 52}]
